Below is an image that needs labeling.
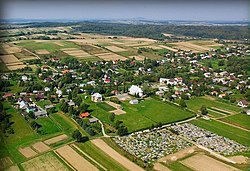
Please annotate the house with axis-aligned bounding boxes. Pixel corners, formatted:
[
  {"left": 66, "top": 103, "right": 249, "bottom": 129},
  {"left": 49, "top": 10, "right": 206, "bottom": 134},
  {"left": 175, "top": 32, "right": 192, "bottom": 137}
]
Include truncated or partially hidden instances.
[
  {"left": 18, "top": 100, "right": 27, "bottom": 109},
  {"left": 34, "top": 108, "right": 48, "bottom": 118},
  {"left": 45, "top": 104, "right": 54, "bottom": 111},
  {"left": 91, "top": 93, "right": 102, "bottom": 102},
  {"left": 219, "top": 94, "right": 226, "bottom": 98},
  {"left": 238, "top": 100, "right": 248, "bottom": 108},
  {"left": 62, "top": 70, "right": 69, "bottom": 74},
  {"left": 211, "top": 91, "right": 218, "bottom": 96},
  {"left": 67, "top": 100, "right": 75, "bottom": 106},
  {"left": 156, "top": 91, "right": 164, "bottom": 96},
  {"left": 129, "top": 85, "right": 143, "bottom": 97},
  {"left": 89, "top": 118, "right": 98, "bottom": 123},
  {"left": 21, "top": 75, "right": 28, "bottom": 82},
  {"left": 159, "top": 78, "right": 169, "bottom": 85},
  {"left": 44, "top": 87, "right": 50, "bottom": 92},
  {"left": 56, "top": 89, "right": 63, "bottom": 97},
  {"left": 129, "top": 99, "right": 139, "bottom": 104},
  {"left": 36, "top": 93, "right": 45, "bottom": 101},
  {"left": 79, "top": 112, "right": 90, "bottom": 118},
  {"left": 2, "top": 92, "right": 13, "bottom": 99}
]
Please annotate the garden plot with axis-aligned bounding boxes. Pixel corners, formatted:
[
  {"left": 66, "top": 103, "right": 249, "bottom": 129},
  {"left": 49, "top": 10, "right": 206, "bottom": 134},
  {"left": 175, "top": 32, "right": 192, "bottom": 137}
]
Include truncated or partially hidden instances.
[
  {"left": 171, "top": 42, "right": 210, "bottom": 52},
  {"left": 128, "top": 55, "right": 145, "bottom": 61},
  {"left": 44, "top": 134, "right": 68, "bottom": 145},
  {"left": 0, "top": 54, "right": 20, "bottom": 63},
  {"left": 55, "top": 145, "right": 98, "bottom": 171},
  {"left": 35, "top": 49, "right": 50, "bottom": 55},
  {"left": 31, "top": 142, "right": 50, "bottom": 153},
  {"left": 0, "top": 54, "right": 26, "bottom": 70},
  {"left": 19, "top": 147, "right": 37, "bottom": 158},
  {"left": 4, "top": 46, "right": 22, "bottom": 54},
  {"left": 158, "top": 45, "right": 178, "bottom": 52},
  {"left": 53, "top": 41, "right": 64, "bottom": 46},
  {"left": 21, "top": 152, "right": 69, "bottom": 171},
  {"left": 62, "top": 49, "right": 92, "bottom": 58},
  {"left": 136, "top": 45, "right": 163, "bottom": 50},
  {"left": 0, "top": 157, "right": 13, "bottom": 170},
  {"left": 95, "top": 52, "right": 127, "bottom": 61},
  {"left": 181, "top": 154, "right": 240, "bottom": 171},
  {"left": 5, "top": 165, "right": 20, "bottom": 171},
  {"left": 105, "top": 45, "right": 126, "bottom": 52}
]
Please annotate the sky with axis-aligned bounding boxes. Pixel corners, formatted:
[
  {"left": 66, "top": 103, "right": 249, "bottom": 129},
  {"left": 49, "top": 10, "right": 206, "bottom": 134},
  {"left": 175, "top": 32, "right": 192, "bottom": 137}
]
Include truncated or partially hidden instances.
[{"left": 1, "top": 0, "right": 249, "bottom": 21}]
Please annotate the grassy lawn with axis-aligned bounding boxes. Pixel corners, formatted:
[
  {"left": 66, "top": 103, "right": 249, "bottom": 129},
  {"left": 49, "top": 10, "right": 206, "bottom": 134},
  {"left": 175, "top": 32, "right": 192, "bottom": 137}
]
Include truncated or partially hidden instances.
[
  {"left": 117, "top": 98, "right": 195, "bottom": 132},
  {"left": 185, "top": 96, "right": 241, "bottom": 113},
  {"left": 50, "top": 113, "right": 77, "bottom": 135},
  {"left": 76, "top": 141, "right": 128, "bottom": 171},
  {"left": 36, "top": 100, "right": 52, "bottom": 108},
  {"left": 90, "top": 98, "right": 195, "bottom": 132},
  {"left": 190, "top": 119, "right": 250, "bottom": 147},
  {"left": 207, "top": 110, "right": 225, "bottom": 118},
  {"left": 220, "top": 114, "right": 250, "bottom": 130},
  {"left": 96, "top": 102, "right": 116, "bottom": 112},
  {"left": 36, "top": 117, "right": 62, "bottom": 135},
  {"left": 165, "top": 161, "right": 193, "bottom": 171}
]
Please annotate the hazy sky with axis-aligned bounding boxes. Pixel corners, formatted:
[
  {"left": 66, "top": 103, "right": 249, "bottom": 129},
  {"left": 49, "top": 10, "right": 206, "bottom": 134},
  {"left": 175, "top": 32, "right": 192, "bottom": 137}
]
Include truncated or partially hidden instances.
[{"left": 2, "top": 0, "right": 249, "bottom": 21}]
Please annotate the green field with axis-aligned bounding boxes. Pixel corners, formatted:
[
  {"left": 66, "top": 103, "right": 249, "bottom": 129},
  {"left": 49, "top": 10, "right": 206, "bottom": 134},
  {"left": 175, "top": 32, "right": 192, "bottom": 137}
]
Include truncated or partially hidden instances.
[
  {"left": 90, "top": 98, "right": 195, "bottom": 132},
  {"left": 185, "top": 96, "right": 241, "bottom": 113},
  {"left": 190, "top": 119, "right": 250, "bottom": 147},
  {"left": 36, "top": 117, "right": 62, "bottom": 135},
  {"left": 96, "top": 102, "right": 116, "bottom": 112},
  {"left": 220, "top": 114, "right": 250, "bottom": 130},
  {"left": 117, "top": 98, "right": 195, "bottom": 132},
  {"left": 16, "top": 40, "right": 79, "bottom": 52},
  {"left": 76, "top": 142, "right": 128, "bottom": 171},
  {"left": 36, "top": 100, "right": 52, "bottom": 108},
  {"left": 165, "top": 161, "right": 193, "bottom": 171}
]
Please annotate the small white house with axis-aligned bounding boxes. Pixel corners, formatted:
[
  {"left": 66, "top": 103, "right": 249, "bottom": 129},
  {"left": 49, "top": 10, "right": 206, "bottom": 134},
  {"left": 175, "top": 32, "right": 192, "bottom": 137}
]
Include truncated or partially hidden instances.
[
  {"left": 238, "top": 100, "right": 248, "bottom": 108},
  {"left": 129, "top": 99, "right": 138, "bottom": 104},
  {"left": 44, "top": 87, "right": 50, "bottom": 92},
  {"left": 129, "top": 85, "right": 143, "bottom": 97},
  {"left": 56, "top": 89, "right": 63, "bottom": 97},
  {"left": 91, "top": 93, "right": 102, "bottom": 102},
  {"left": 21, "top": 75, "right": 28, "bottom": 82}
]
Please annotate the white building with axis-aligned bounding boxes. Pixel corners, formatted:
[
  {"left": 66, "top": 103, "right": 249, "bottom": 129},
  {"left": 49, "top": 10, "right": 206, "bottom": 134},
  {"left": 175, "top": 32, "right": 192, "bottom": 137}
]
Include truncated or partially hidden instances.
[
  {"left": 129, "top": 99, "right": 139, "bottom": 104},
  {"left": 129, "top": 85, "right": 143, "bottom": 97},
  {"left": 21, "top": 75, "right": 28, "bottom": 82},
  {"left": 91, "top": 93, "right": 102, "bottom": 102}
]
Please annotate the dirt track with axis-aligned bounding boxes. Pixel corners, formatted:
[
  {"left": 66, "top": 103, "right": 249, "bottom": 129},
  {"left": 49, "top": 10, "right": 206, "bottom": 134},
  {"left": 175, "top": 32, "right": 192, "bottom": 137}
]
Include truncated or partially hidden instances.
[{"left": 91, "top": 138, "right": 144, "bottom": 171}]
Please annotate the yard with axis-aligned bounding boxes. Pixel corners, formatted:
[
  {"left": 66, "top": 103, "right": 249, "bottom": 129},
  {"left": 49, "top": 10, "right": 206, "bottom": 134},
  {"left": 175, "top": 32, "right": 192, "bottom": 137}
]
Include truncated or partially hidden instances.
[{"left": 190, "top": 119, "right": 250, "bottom": 147}]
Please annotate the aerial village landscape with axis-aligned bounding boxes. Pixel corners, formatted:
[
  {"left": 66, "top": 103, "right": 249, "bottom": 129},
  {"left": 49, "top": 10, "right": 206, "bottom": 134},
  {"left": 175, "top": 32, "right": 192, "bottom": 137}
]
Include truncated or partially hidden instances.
[{"left": 0, "top": 0, "right": 249, "bottom": 171}]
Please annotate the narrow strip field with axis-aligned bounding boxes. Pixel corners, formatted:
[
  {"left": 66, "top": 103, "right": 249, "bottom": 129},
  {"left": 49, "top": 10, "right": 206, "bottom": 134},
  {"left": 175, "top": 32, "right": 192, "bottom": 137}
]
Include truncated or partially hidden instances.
[
  {"left": 220, "top": 114, "right": 250, "bottom": 130},
  {"left": 55, "top": 145, "right": 98, "bottom": 171},
  {"left": 190, "top": 119, "right": 250, "bottom": 146},
  {"left": 91, "top": 138, "right": 145, "bottom": 171}
]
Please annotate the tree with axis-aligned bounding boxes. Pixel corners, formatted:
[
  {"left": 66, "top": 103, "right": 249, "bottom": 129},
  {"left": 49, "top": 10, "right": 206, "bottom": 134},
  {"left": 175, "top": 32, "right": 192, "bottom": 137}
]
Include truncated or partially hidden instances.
[
  {"left": 80, "top": 103, "right": 89, "bottom": 113},
  {"left": 109, "top": 113, "right": 115, "bottom": 122},
  {"left": 72, "top": 130, "right": 82, "bottom": 142},
  {"left": 179, "top": 99, "right": 187, "bottom": 108},
  {"left": 117, "top": 125, "right": 128, "bottom": 136},
  {"left": 200, "top": 105, "right": 208, "bottom": 115}
]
